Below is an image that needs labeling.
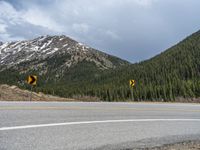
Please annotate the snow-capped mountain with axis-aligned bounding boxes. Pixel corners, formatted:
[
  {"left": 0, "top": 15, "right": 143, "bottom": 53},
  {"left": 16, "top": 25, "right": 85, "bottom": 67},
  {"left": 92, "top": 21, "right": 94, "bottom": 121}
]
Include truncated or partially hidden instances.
[{"left": 0, "top": 35, "right": 128, "bottom": 72}]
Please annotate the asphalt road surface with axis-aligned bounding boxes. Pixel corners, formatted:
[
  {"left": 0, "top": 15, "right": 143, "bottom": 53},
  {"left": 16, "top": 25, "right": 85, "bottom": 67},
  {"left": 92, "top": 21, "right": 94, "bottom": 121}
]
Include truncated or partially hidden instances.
[{"left": 0, "top": 101, "right": 200, "bottom": 150}]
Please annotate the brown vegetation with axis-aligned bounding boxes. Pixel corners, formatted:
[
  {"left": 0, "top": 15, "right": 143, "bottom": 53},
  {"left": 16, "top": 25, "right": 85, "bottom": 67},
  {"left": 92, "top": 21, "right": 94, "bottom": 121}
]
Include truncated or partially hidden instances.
[{"left": 0, "top": 84, "right": 76, "bottom": 101}]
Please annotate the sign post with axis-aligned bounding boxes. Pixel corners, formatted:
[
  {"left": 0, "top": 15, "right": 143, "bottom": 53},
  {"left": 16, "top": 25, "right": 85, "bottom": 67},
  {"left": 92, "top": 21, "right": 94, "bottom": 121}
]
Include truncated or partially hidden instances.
[
  {"left": 30, "top": 86, "right": 33, "bottom": 101},
  {"left": 27, "top": 75, "right": 37, "bottom": 101}
]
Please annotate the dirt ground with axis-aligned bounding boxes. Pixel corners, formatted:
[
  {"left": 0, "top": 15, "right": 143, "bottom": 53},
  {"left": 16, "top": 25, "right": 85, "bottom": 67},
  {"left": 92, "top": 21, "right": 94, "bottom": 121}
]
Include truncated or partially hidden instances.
[
  {"left": 0, "top": 84, "right": 76, "bottom": 101},
  {"left": 143, "top": 141, "right": 200, "bottom": 150}
]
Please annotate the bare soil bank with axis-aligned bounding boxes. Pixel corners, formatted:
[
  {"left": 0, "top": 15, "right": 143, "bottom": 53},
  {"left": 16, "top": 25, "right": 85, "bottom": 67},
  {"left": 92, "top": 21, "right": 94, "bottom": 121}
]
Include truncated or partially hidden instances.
[
  {"left": 140, "top": 140, "right": 200, "bottom": 150},
  {"left": 0, "top": 84, "right": 76, "bottom": 101}
]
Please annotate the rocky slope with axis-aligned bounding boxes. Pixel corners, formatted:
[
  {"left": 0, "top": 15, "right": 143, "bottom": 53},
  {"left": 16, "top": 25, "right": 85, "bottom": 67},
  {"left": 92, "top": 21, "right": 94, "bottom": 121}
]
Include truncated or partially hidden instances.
[{"left": 0, "top": 35, "right": 129, "bottom": 73}]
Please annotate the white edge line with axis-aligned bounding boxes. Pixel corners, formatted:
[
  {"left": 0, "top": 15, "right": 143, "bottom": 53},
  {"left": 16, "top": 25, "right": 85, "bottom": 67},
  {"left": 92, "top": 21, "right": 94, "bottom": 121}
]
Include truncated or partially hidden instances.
[{"left": 1, "top": 119, "right": 200, "bottom": 131}]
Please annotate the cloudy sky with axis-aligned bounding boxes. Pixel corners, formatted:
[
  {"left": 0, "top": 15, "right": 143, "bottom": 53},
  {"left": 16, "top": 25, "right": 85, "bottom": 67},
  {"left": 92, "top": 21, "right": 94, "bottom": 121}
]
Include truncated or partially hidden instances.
[{"left": 0, "top": 0, "right": 200, "bottom": 62}]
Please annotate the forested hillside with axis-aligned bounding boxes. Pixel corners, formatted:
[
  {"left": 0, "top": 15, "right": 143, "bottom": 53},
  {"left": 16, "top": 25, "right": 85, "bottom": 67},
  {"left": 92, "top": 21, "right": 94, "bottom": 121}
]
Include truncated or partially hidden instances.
[
  {"left": 41, "top": 30, "right": 200, "bottom": 101},
  {"left": 95, "top": 30, "right": 200, "bottom": 101}
]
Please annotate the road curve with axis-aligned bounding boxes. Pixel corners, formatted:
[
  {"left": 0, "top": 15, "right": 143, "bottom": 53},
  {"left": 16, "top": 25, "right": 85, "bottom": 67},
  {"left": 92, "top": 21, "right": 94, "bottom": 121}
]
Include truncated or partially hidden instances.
[{"left": 0, "top": 101, "right": 200, "bottom": 150}]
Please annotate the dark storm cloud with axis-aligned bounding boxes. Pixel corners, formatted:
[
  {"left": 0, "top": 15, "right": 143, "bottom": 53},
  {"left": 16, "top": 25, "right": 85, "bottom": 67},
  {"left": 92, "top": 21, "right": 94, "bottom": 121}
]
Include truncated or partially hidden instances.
[{"left": 1, "top": 0, "right": 200, "bottom": 62}]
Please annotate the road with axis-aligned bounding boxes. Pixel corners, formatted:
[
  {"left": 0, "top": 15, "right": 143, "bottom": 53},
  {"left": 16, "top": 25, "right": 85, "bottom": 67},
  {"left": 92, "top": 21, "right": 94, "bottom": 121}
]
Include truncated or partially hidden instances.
[{"left": 0, "top": 101, "right": 200, "bottom": 150}]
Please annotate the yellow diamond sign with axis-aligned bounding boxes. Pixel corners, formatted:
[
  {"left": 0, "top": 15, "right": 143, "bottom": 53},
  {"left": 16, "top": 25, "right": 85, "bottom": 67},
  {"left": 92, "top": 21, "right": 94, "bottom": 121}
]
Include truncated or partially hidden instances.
[
  {"left": 27, "top": 75, "right": 37, "bottom": 85},
  {"left": 129, "top": 80, "right": 135, "bottom": 87}
]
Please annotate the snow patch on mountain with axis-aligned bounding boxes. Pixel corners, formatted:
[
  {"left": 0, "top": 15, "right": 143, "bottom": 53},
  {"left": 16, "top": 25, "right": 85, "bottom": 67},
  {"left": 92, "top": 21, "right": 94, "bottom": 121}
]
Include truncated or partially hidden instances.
[{"left": 0, "top": 35, "right": 128, "bottom": 73}]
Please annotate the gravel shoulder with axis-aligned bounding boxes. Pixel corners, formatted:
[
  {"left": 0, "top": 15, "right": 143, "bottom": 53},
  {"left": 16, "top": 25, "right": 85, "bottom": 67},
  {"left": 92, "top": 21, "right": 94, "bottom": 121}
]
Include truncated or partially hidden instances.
[{"left": 144, "top": 140, "right": 200, "bottom": 150}]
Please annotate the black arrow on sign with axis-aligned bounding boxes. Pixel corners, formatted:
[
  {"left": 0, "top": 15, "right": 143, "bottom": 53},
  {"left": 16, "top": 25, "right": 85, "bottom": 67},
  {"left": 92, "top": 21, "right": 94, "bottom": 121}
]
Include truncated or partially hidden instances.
[
  {"left": 30, "top": 76, "right": 36, "bottom": 84},
  {"left": 130, "top": 80, "right": 135, "bottom": 87}
]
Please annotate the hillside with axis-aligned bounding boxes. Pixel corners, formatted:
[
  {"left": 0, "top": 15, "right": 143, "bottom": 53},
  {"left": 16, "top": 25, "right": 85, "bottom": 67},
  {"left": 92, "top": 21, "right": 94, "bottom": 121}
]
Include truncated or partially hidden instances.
[
  {"left": 0, "top": 84, "right": 75, "bottom": 101},
  {"left": 0, "top": 35, "right": 129, "bottom": 92},
  {"left": 39, "top": 30, "right": 200, "bottom": 102},
  {"left": 81, "top": 30, "right": 200, "bottom": 101},
  {"left": 0, "top": 35, "right": 128, "bottom": 71},
  {"left": 0, "top": 31, "right": 200, "bottom": 102}
]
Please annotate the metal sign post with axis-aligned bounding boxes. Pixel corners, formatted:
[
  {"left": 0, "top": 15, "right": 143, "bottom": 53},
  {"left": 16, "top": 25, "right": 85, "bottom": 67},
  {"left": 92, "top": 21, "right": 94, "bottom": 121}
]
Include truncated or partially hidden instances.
[{"left": 30, "top": 86, "right": 33, "bottom": 101}]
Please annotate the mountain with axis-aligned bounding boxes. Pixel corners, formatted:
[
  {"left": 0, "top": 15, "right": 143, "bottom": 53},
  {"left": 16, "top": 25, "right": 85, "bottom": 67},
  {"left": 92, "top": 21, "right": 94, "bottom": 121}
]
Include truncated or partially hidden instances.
[
  {"left": 0, "top": 35, "right": 129, "bottom": 90},
  {"left": 0, "top": 35, "right": 128, "bottom": 71},
  {"left": 1, "top": 30, "right": 200, "bottom": 102}
]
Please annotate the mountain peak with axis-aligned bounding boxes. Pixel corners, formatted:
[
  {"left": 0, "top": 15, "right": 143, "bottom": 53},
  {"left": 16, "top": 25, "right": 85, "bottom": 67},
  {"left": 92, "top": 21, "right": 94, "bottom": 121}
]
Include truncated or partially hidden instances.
[{"left": 0, "top": 35, "right": 129, "bottom": 73}]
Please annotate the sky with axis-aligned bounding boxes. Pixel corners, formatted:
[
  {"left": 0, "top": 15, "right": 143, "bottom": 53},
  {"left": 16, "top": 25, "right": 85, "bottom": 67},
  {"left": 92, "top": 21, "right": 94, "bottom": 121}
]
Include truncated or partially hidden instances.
[{"left": 0, "top": 0, "right": 200, "bottom": 62}]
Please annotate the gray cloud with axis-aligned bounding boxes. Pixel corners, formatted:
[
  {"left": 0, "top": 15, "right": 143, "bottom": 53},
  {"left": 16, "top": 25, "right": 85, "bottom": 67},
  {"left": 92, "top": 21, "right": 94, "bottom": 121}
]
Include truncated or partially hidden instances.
[{"left": 1, "top": 0, "right": 200, "bottom": 62}]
